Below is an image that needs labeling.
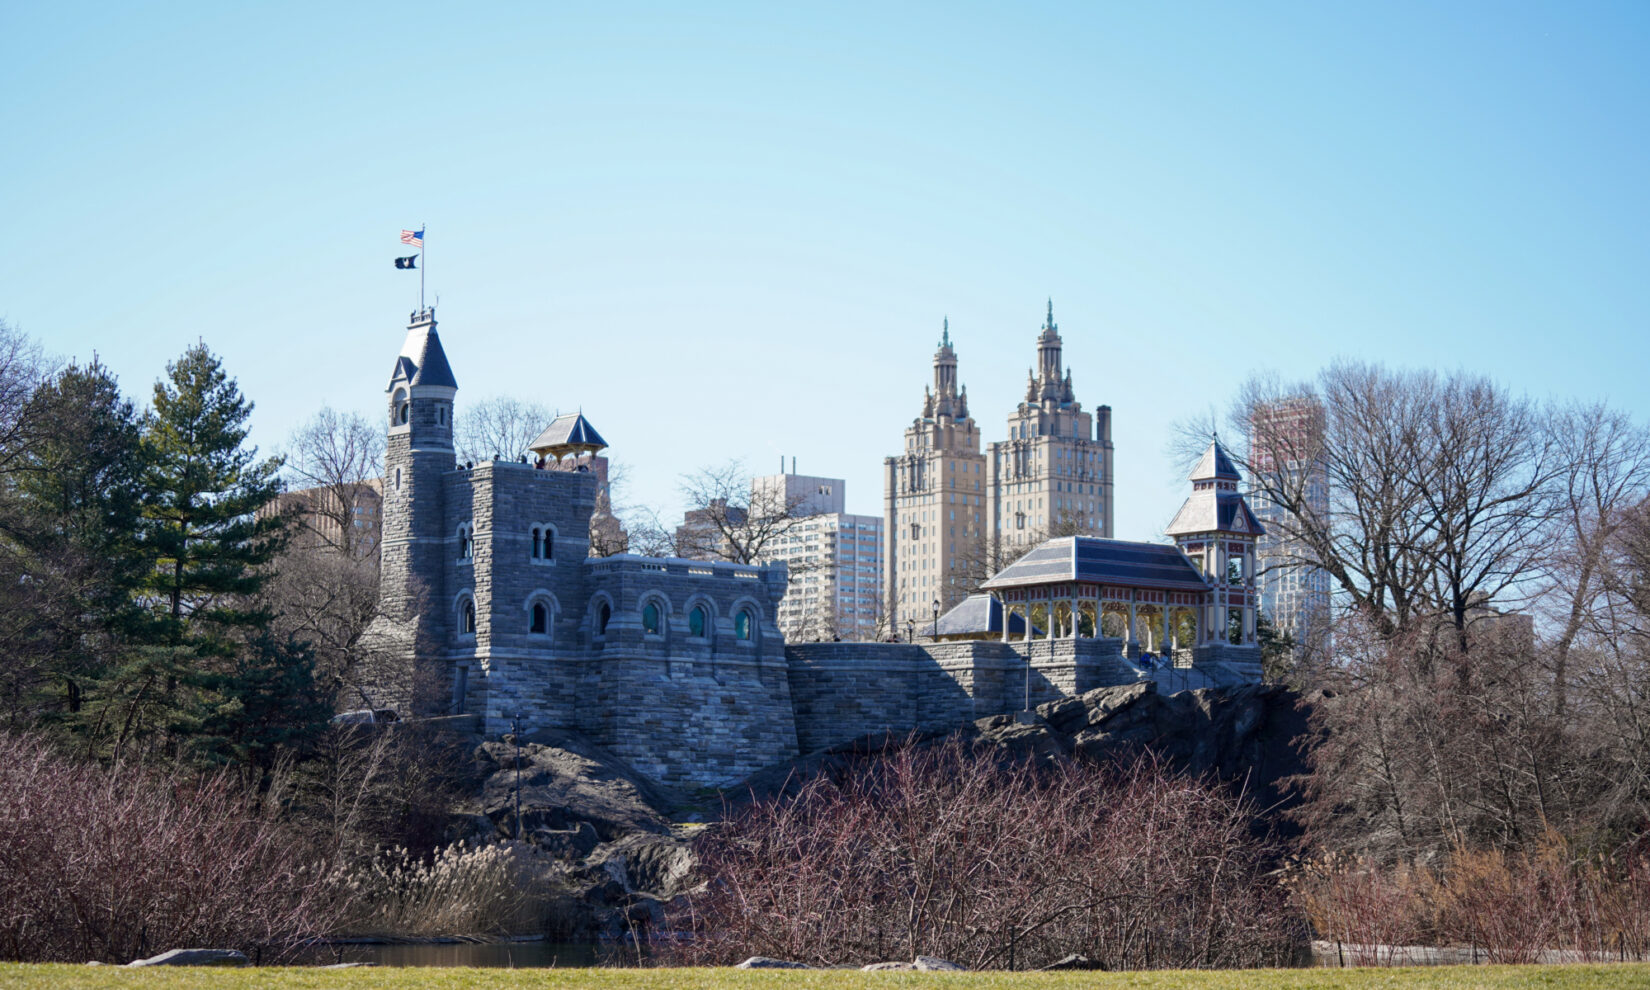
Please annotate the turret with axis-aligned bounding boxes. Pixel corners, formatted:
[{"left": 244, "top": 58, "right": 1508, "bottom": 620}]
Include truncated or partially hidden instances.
[
  {"left": 1165, "top": 440, "right": 1265, "bottom": 653},
  {"left": 380, "top": 307, "right": 458, "bottom": 622}
]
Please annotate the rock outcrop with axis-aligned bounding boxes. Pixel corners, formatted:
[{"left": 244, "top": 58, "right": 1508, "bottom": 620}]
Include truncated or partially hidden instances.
[{"left": 730, "top": 682, "right": 1312, "bottom": 823}]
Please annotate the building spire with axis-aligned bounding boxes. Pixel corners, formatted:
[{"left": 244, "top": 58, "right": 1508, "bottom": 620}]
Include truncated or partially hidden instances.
[
  {"left": 1044, "top": 297, "right": 1055, "bottom": 331},
  {"left": 941, "top": 316, "right": 950, "bottom": 348}
]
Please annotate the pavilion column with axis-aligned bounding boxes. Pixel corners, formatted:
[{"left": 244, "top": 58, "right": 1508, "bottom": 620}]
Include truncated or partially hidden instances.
[
  {"left": 1045, "top": 593, "right": 1055, "bottom": 641},
  {"left": 1000, "top": 597, "right": 1010, "bottom": 644},
  {"left": 1127, "top": 599, "right": 1137, "bottom": 645},
  {"left": 1068, "top": 598, "right": 1078, "bottom": 639}
]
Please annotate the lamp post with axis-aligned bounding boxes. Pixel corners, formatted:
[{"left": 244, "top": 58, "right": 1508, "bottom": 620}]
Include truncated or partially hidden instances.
[
  {"left": 932, "top": 599, "right": 940, "bottom": 641},
  {"left": 509, "top": 713, "right": 524, "bottom": 840},
  {"left": 906, "top": 618, "right": 915, "bottom": 644}
]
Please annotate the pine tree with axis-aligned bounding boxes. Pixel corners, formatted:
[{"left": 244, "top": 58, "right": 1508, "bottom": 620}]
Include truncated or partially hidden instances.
[
  {"left": 0, "top": 360, "right": 152, "bottom": 730},
  {"left": 140, "top": 343, "right": 286, "bottom": 644},
  {"left": 128, "top": 343, "right": 325, "bottom": 770}
]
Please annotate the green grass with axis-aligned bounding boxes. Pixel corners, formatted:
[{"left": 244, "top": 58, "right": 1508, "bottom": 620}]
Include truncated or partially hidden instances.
[{"left": 6, "top": 965, "right": 1650, "bottom": 990}]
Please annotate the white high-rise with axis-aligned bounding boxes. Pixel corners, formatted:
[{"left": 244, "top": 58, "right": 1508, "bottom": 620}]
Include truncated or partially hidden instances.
[{"left": 752, "top": 473, "right": 885, "bottom": 642}]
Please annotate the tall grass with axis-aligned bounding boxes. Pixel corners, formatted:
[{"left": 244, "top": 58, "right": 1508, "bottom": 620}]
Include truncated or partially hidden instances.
[{"left": 334, "top": 840, "right": 565, "bottom": 938}]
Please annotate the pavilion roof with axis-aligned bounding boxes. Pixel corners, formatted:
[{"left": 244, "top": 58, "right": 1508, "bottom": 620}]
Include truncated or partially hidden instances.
[{"left": 981, "top": 536, "right": 1210, "bottom": 594}]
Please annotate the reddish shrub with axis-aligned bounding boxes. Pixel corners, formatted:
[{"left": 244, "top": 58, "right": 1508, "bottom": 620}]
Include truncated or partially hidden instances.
[
  {"left": 663, "top": 740, "right": 1302, "bottom": 970},
  {"left": 0, "top": 732, "right": 338, "bottom": 963}
]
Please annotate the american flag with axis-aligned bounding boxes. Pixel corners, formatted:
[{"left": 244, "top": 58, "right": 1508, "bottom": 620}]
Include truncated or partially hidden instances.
[{"left": 400, "top": 228, "right": 424, "bottom": 247}]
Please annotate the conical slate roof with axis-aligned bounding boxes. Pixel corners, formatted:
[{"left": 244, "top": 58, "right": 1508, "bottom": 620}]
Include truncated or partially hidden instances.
[
  {"left": 388, "top": 312, "right": 458, "bottom": 390},
  {"left": 1165, "top": 441, "right": 1265, "bottom": 537},
  {"left": 1188, "top": 440, "right": 1241, "bottom": 482}
]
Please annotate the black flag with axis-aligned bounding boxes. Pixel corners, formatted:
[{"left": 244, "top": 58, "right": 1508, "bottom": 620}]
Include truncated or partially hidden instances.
[{"left": 394, "top": 256, "right": 418, "bottom": 269}]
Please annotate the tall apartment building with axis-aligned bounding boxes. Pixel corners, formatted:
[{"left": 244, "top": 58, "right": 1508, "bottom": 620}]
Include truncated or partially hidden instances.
[
  {"left": 265, "top": 479, "right": 384, "bottom": 557},
  {"left": 751, "top": 474, "right": 883, "bottom": 642},
  {"left": 883, "top": 322, "right": 989, "bottom": 632},
  {"left": 1248, "top": 396, "right": 1332, "bottom": 648},
  {"left": 883, "top": 304, "right": 1113, "bottom": 634},
  {"left": 985, "top": 301, "right": 1114, "bottom": 551}
]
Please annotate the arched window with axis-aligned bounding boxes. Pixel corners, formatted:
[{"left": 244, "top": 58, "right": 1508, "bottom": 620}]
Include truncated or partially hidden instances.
[
  {"left": 530, "top": 602, "right": 548, "bottom": 634},
  {"left": 734, "top": 610, "right": 753, "bottom": 641},
  {"left": 391, "top": 389, "right": 407, "bottom": 427},
  {"left": 597, "top": 601, "right": 612, "bottom": 635},
  {"left": 543, "top": 528, "right": 554, "bottom": 560},
  {"left": 689, "top": 605, "right": 708, "bottom": 638},
  {"left": 461, "top": 599, "right": 476, "bottom": 635},
  {"left": 642, "top": 601, "right": 662, "bottom": 635},
  {"left": 532, "top": 528, "right": 542, "bottom": 559}
]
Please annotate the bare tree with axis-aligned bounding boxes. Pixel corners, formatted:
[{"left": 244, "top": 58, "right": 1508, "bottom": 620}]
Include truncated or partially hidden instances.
[
  {"left": 454, "top": 396, "right": 552, "bottom": 464},
  {"left": 282, "top": 407, "right": 384, "bottom": 557},
  {"left": 1538, "top": 403, "right": 1650, "bottom": 712},
  {"left": 1202, "top": 363, "right": 1562, "bottom": 645},
  {"left": 0, "top": 319, "right": 51, "bottom": 477},
  {"left": 675, "top": 461, "right": 808, "bottom": 565}
]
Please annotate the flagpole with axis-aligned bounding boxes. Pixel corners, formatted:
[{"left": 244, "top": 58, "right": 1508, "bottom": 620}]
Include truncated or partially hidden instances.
[{"left": 420, "top": 223, "right": 426, "bottom": 314}]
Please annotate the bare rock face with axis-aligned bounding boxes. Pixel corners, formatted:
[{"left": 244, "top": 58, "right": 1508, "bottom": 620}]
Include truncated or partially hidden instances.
[
  {"left": 477, "top": 730, "right": 674, "bottom": 843},
  {"left": 736, "top": 956, "right": 810, "bottom": 968},
  {"left": 914, "top": 955, "right": 965, "bottom": 970},
  {"left": 862, "top": 961, "right": 918, "bottom": 970},
  {"left": 126, "top": 949, "right": 248, "bottom": 967}
]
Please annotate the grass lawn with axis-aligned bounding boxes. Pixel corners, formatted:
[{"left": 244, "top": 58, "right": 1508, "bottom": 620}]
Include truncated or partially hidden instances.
[{"left": 5, "top": 965, "right": 1650, "bottom": 990}]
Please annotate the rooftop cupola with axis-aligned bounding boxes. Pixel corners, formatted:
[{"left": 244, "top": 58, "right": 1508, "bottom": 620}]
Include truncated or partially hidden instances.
[{"left": 529, "top": 411, "right": 609, "bottom": 461}]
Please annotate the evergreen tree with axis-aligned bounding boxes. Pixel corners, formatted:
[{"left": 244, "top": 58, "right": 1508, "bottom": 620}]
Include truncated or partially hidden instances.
[
  {"left": 140, "top": 343, "right": 286, "bottom": 644},
  {"left": 123, "top": 343, "right": 325, "bottom": 770},
  {"left": 0, "top": 360, "right": 152, "bottom": 731}
]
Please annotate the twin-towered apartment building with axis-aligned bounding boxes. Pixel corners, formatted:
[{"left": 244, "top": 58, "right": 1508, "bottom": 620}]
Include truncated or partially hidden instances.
[{"left": 883, "top": 302, "right": 1115, "bottom": 633}]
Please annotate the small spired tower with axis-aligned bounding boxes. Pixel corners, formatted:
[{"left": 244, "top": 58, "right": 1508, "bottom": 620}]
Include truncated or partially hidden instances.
[
  {"left": 379, "top": 307, "right": 458, "bottom": 636},
  {"left": 1165, "top": 440, "right": 1266, "bottom": 673}
]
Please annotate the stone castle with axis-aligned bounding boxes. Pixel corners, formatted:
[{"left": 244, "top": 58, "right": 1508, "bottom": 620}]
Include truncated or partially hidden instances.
[{"left": 367, "top": 308, "right": 1264, "bottom": 788}]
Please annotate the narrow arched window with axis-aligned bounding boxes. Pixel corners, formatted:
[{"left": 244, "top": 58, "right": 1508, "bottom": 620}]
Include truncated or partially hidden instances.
[
  {"left": 532, "top": 528, "right": 542, "bottom": 559},
  {"left": 530, "top": 602, "right": 548, "bottom": 634},
  {"left": 689, "top": 605, "right": 707, "bottom": 638},
  {"left": 543, "top": 529, "right": 554, "bottom": 560},
  {"left": 734, "top": 610, "right": 753, "bottom": 641},
  {"left": 598, "top": 602, "right": 611, "bottom": 635},
  {"left": 642, "top": 601, "right": 661, "bottom": 635},
  {"left": 462, "top": 600, "right": 476, "bottom": 634}
]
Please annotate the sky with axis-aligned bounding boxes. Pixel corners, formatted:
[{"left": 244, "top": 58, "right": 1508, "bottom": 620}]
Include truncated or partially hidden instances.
[{"left": 3, "top": 2, "right": 1648, "bottom": 540}]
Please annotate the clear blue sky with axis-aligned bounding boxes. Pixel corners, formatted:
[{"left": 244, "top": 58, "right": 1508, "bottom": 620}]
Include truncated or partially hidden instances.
[{"left": 4, "top": 2, "right": 1648, "bottom": 539}]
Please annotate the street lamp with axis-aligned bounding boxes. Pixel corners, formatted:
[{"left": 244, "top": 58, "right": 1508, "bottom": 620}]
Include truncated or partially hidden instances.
[
  {"left": 509, "top": 713, "right": 525, "bottom": 840},
  {"left": 932, "top": 599, "right": 940, "bottom": 641},
  {"left": 906, "top": 618, "right": 915, "bottom": 644}
]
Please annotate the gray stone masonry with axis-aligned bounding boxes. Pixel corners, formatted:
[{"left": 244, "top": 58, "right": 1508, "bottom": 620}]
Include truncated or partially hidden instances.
[{"left": 784, "top": 636, "right": 1142, "bottom": 753}]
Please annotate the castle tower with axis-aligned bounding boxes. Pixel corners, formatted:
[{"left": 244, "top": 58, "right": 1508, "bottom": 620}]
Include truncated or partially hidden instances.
[
  {"left": 380, "top": 307, "right": 458, "bottom": 625},
  {"left": 1165, "top": 440, "right": 1265, "bottom": 662},
  {"left": 883, "top": 319, "right": 987, "bottom": 634},
  {"left": 985, "top": 301, "right": 1114, "bottom": 553}
]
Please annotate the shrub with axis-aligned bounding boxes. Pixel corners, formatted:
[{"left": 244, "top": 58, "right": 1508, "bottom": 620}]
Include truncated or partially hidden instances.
[
  {"left": 0, "top": 731, "right": 337, "bottom": 963},
  {"left": 664, "top": 739, "right": 1302, "bottom": 970}
]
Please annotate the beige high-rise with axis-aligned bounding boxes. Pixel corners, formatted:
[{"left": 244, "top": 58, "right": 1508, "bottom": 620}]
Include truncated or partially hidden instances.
[
  {"left": 985, "top": 301, "right": 1114, "bottom": 551},
  {"left": 884, "top": 304, "right": 1114, "bottom": 637},
  {"left": 883, "top": 321, "right": 987, "bottom": 636}
]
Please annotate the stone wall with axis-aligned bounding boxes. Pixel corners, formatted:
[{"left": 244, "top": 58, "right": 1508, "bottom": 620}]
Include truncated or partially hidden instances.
[{"left": 784, "top": 637, "right": 1143, "bottom": 753}]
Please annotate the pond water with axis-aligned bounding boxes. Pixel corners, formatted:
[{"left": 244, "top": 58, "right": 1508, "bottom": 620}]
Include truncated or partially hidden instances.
[{"left": 297, "top": 940, "right": 604, "bottom": 968}]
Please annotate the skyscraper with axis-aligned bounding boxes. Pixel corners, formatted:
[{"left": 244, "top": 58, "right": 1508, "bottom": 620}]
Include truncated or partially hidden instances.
[
  {"left": 883, "top": 321, "right": 987, "bottom": 633},
  {"left": 749, "top": 473, "right": 883, "bottom": 642},
  {"left": 882, "top": 303, "right": 1114, "bottom": 636},
  {"left": 1248, "top": 395, "right": 1332, "bottom": 649},
  {"left": 984, "top": 300, "right": 1114, "bottom": 552}
]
